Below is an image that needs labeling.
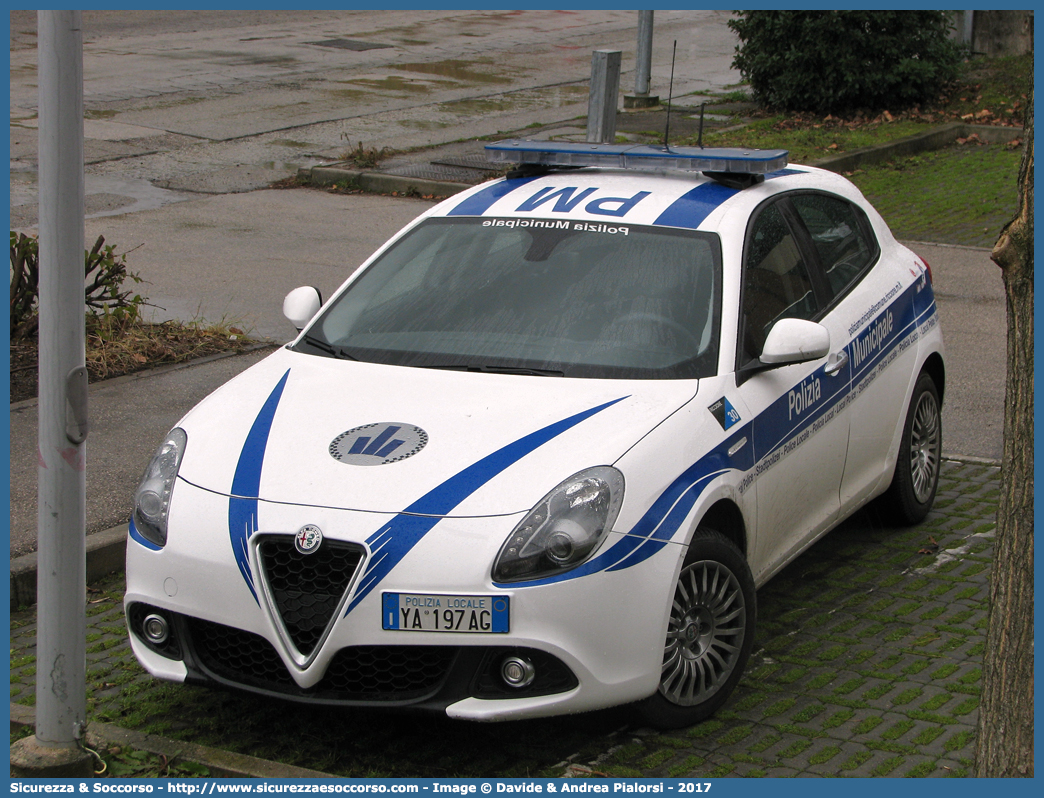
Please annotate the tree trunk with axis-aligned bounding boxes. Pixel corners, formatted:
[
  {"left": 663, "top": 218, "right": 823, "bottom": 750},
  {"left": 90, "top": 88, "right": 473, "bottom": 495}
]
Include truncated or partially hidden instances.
[{"left": 975, "top": 91, "right": 1034, "bottom": 777}]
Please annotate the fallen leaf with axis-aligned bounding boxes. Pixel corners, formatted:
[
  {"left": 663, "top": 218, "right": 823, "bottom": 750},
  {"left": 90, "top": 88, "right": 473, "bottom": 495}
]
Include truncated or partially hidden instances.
[{"left": 918, "top": 535, "right": 940, "bottom": 555}]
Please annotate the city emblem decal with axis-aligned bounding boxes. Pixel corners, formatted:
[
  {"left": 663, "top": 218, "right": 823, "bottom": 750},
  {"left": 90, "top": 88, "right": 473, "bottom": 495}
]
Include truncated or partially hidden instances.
[{"left": 330, "top": 423, "right": 429, "bottom": 466}]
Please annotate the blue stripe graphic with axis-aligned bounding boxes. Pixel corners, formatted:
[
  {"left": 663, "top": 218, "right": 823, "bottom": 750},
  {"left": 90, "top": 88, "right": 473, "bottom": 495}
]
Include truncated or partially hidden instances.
[
  {"left": 653, "top": 182, "right": 739, "bottom": 229},
  {"left": 653, "top": 169, "right": 806, "bottom": 230},
  {"left": 500, "top": 278, "right": 937, "bottom": 589},
  {"left": 228, "top": 369, "right": 291, "bottom": 603},
  {"left": 128, "top": 516, "right": 162, "bottom": 552},
  {"left": 345, "top": 396, "right": 628, "bottom": 615},
  {"left": 447, "top": 176, "right": 542, "bottom": 216}
]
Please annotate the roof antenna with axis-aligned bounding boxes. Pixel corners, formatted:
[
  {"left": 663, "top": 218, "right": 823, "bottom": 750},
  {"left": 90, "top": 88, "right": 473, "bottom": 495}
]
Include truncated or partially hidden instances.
[
  {"left": 697, "top": 102, "right": 706, "bottom": 149},
  {"left": 663, "top": 40, "right": 677, "bottom": 151}
]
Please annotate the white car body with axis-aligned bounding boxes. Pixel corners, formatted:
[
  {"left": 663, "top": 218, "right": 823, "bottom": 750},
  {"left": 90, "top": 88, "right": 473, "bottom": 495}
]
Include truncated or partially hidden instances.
[{"left": 126, "top": 145, "right": 944, "bottom": 724}]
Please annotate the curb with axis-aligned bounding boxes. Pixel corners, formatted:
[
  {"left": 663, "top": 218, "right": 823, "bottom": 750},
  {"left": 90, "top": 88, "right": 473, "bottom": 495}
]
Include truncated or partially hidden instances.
[
  {"left": 10, "top": 524, "right": 128, "bottom": 610},
  {"left": 298, "top": 123, "right": 1025, "bottom": 197},
  {"left": 10, "top": 341, "right": 280, "bottom": 413},
  {"left": 303, "top": 165, "right": 472, "bottom": 199},
  {"left": 10, "top": 344, "right": 282, "bottom": 610},
  {"left": 811, "top": 122, "right": 1023, "bottom": 173},
  {"left": 10, "top": 703, "right": 333, "bottom": 779}
]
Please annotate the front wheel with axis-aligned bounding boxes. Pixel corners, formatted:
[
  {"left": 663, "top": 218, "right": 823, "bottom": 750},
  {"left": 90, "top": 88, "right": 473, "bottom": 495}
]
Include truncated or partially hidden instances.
[
  {"left": 882, "top": 371, "right": 942, "bottom": 525},
  {"left": 635, "top": 528, "right": 756, "bottom": 729}
]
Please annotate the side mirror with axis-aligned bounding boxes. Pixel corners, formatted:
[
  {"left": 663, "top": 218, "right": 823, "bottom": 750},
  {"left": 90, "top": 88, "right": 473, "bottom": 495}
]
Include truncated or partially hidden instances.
[
  {"left": 760, "top": 318, "right": 830, "bottom": 365},
  {"left": 283, "top": 286, "right": 322, "bottom": 332}
]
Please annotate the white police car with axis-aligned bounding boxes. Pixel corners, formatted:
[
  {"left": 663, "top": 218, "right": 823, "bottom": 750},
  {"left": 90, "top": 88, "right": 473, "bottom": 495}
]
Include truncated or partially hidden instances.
[{"left": 126, "top": 141, "right": 944, "bottom": 728}]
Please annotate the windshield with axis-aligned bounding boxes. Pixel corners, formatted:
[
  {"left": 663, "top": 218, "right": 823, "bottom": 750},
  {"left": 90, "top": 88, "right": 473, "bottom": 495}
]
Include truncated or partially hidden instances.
[{"left": 297, "top": 217, "right": 722, "bottom": 380}]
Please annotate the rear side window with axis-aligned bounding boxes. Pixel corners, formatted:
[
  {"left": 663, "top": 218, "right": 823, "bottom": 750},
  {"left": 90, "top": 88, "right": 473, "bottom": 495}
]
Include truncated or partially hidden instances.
[{"left": 789, "top": 194, "right": 877, "bottom": 296}]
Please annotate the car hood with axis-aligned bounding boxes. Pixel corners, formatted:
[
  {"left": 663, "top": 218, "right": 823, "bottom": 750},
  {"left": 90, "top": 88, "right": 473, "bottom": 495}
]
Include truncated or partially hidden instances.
[{"left": 174, "top": 347, "right": 698, "bottom": 517}]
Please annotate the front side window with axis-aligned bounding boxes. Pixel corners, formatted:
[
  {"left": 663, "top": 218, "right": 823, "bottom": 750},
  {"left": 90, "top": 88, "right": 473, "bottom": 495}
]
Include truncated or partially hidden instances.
[
  {"left": 296, "top": 218, "right": 722, "bottom": 380},
  {"left": 739, "top": 202, "right": 820, "bottom": 364}
]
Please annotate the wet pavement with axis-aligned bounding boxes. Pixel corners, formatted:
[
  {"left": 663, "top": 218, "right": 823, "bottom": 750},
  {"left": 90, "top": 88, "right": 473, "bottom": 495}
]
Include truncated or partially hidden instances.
[{"left": 10, "top": 9, "right": 741, "bottom": 223}]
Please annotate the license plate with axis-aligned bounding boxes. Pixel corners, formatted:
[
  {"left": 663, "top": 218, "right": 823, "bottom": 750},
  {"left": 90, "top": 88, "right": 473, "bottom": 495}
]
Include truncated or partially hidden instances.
[{"left": 382, "top": 592, "right": 509, "bottom": 633}]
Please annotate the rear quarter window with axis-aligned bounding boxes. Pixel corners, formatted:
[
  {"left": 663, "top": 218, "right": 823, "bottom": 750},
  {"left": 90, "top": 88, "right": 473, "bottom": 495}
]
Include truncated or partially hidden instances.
[{"left": 789, "top": 193, "right": 879, "bottom": 297}]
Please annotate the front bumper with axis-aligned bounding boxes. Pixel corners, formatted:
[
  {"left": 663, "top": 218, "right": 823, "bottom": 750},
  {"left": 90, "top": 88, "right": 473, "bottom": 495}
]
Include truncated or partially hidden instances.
[{"left": 125, "top": 479, "right": 681, "bottom": 720}]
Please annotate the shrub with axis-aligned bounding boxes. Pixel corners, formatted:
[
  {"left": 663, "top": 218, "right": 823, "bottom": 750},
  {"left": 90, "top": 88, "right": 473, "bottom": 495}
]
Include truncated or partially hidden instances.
[
  {"left": 10, "top": 232, "right": 146, "bottom": 338},
  {"left": 728, "top": 11, "right": 964, "bottom": 115}
]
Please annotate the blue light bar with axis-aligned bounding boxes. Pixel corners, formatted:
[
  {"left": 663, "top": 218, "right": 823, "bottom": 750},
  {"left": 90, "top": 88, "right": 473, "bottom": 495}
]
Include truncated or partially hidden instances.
[{"left": 486, "top": 139, "right": 789, "bottom": 174}]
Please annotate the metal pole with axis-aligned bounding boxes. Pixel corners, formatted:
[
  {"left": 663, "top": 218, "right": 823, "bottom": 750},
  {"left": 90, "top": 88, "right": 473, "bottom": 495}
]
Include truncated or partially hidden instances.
[
  {"left": 624, "top": 12, "right": 659, "bottom": 110},
  {"left": 634, "top": 10, "right": 654, "bottom": 96},
  {"left": 36, "top": 9, "right": 88, "bottom": 751},
  {"left": 962, "top": 11, "right": 975, "bottom": 48},
  {"left": 587, "top": 49, "right": 621, "bottom": 144}
]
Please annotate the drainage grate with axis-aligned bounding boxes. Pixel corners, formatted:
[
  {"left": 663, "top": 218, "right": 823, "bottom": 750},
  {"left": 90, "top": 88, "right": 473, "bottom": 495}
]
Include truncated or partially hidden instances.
[
  {"left": 307, "top": 39, "right": 392, "bottom": 52},
  {"left": 431, "top": 154, "right": 502, "bottom": 172},
  {"left": 384, "top": 163, "right": 493, "bottom": 185}
]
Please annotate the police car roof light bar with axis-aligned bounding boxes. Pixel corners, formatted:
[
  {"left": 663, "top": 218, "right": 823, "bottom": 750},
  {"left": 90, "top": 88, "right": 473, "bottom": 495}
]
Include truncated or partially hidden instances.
[{"left": 486, "top": 140, "right": 789, "bottom": 175}]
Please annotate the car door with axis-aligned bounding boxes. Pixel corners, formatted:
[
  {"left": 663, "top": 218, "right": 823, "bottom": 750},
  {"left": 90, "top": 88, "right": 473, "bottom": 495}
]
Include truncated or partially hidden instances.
[
  {"left": 734, "top": 197, "right": 853, "bottom": 583},
  {"left": 785, "top": 191, "right": 901, "bottom": 511}
]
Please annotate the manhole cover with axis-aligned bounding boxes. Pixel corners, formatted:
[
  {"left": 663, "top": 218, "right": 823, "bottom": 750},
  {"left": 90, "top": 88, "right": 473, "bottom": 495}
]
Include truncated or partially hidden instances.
[{"left": 308, "top": 39, "right": 392, "bottom": 52}]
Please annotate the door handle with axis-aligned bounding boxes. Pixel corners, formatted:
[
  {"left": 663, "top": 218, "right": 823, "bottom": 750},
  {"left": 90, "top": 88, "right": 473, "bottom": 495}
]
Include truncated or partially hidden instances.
[{"left": 825, "top": 350, "right": 849, "bottom": 376}]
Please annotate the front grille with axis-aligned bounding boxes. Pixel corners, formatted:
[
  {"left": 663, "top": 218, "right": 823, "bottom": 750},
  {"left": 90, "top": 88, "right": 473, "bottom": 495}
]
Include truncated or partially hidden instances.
[
  {"left": 184, "top": 616, "right": 456, "bottom": 702},
  {"left": 179, "top": 619, "right": 578, "bottom": 707},
  {"left": 189, "top": 617, "right": 295, "bottom": 689},
  {"left": 257, "top": 535, "right": 365, "bottom": 657},
  {"left": 322, "top": 646, "right": 457, "bottom": 699}
]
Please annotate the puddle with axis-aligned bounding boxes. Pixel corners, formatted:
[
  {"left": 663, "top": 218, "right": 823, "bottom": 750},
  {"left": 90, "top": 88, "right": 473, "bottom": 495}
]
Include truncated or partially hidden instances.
[
  {"left": 83, "top": 175, "right": 191, "bottom": 220},
  {"left": 439, "top": 97, "right": 513, "bottom": 116},
  {"left": 322, "top": 88, "right": 373, "bottom": 102},
  {"left": 438, "top": 85, "right": 588, "bottom": 117},
  {"left": 157, "top": 50, "right": 299, "bottom": 68},
  {"left": 400, "top": 119, "right": 453, "bottom": 130},
  {"left": 396, "top": 59, "right": 514, "bottom": 85},
  {"left": 343, "top": 76, "right": 433, "bottom": 94}
]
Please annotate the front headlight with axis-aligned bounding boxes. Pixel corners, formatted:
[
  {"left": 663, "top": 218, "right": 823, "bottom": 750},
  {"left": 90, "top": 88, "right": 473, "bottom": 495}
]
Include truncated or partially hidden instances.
[
  {"left": 493, "top": 466, "right": 624, "bottom": 583},
  {"left": 132, "top": 428, "right": 187, "bottom": 548}
]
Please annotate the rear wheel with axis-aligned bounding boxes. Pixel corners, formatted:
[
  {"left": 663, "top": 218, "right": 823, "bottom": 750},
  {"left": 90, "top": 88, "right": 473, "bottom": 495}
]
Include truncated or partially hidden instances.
[
  {"left": 883, "top": 371, "right": 942, "bottom": 525},
  {"left": 636, "top": 528, "right": 756, "bottom": 729}
]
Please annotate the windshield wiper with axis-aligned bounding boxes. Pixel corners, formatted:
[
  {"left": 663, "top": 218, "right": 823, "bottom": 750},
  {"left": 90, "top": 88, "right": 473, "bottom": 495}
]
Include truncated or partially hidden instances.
[
  {"left": 425, "top": 363, "right": 563, "bottom": 377},
  {"left": 298, "top": 334, "right": 358, "bottom": 361}
]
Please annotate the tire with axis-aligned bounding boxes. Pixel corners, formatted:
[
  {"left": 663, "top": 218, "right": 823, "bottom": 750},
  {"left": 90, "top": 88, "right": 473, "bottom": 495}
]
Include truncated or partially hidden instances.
[
  {"left": 882, "top": 371, "right": 942, "bottom": 525},
  {"left": 635, "top": 528, "right": 756, "bottom": 730}
]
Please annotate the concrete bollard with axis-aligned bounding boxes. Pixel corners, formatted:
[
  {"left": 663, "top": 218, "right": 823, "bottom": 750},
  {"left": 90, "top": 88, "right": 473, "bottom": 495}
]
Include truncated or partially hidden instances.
[{"left": 587, "top": 49, "right": 621, "bottom": 144}]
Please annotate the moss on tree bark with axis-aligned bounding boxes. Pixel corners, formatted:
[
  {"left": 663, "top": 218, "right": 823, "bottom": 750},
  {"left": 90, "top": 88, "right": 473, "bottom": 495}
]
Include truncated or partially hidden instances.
[{"left": 975, "top": 90, "right": 1034, "bottom": 778}]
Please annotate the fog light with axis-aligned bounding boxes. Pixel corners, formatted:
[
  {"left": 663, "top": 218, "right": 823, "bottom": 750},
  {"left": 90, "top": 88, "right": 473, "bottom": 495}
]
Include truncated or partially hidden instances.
[
  {"left": 501, "top": 655, "right": 536, "bottom": 688},
  {"left": 143, "top": 613, "right": 169, "bottom": 645}
]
